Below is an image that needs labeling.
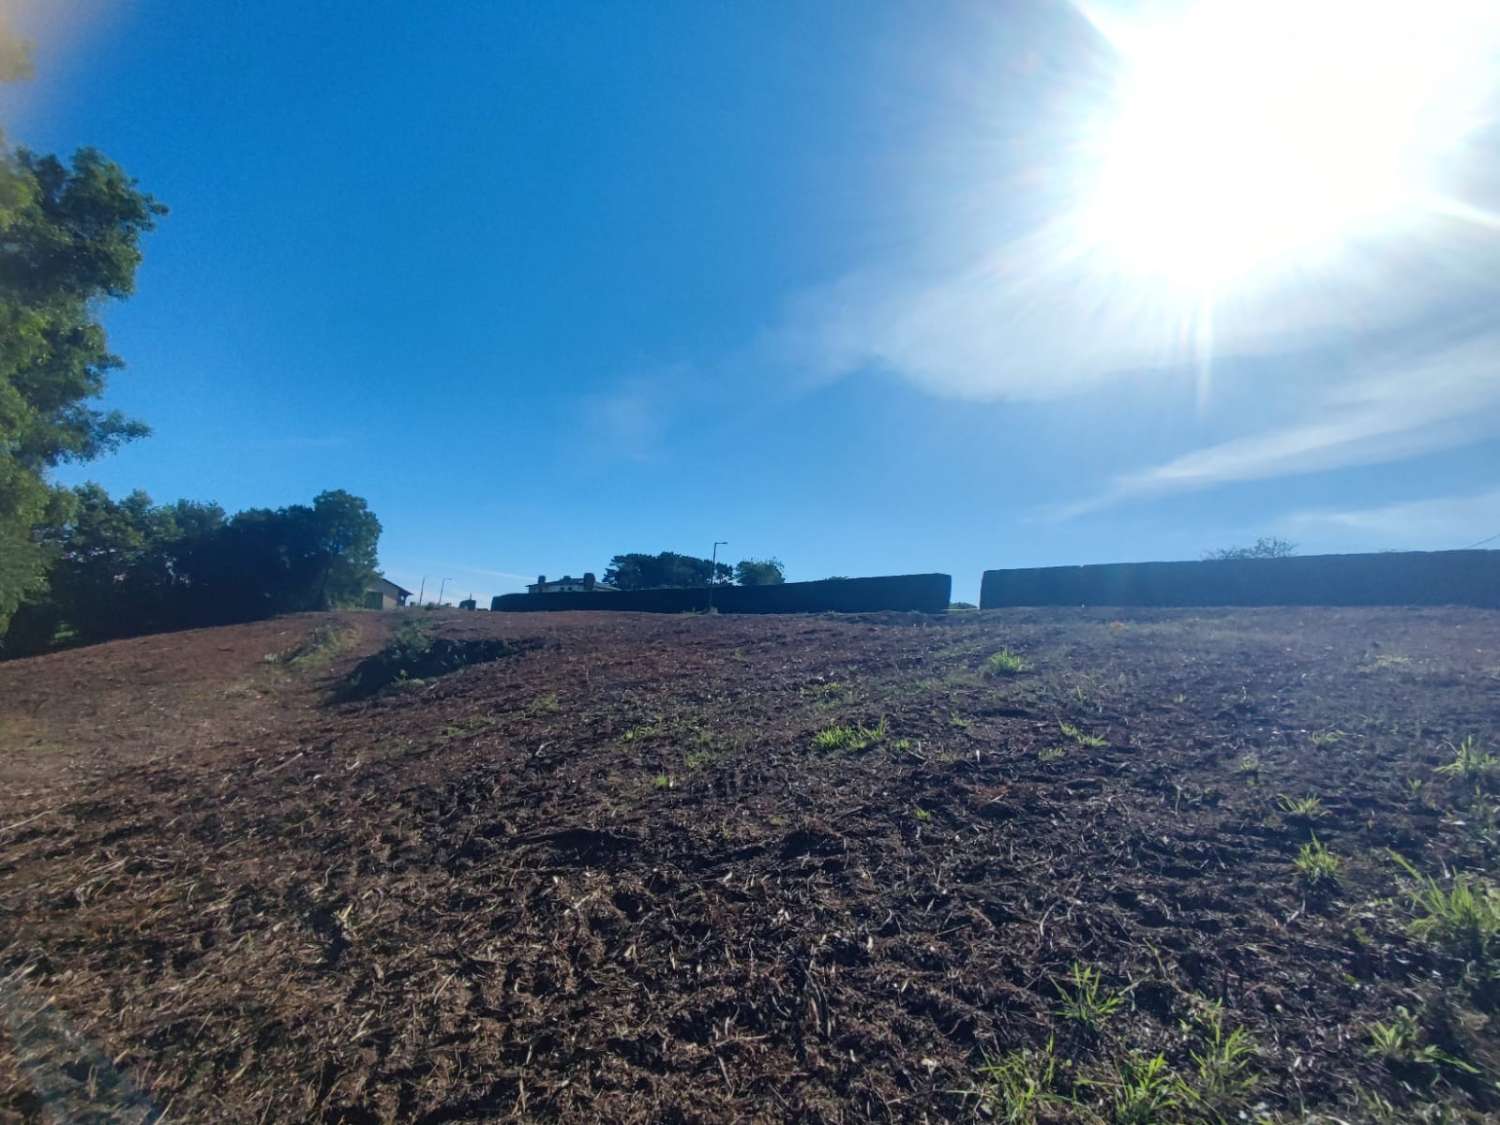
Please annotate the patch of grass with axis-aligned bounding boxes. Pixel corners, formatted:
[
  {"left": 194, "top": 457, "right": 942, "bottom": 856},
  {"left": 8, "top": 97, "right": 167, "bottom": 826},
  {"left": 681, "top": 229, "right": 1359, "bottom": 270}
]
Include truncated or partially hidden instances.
[
  {"left": 949, "top": 712, "right": 973, "bottom": 730},
  {"left": 1435, "top": 735, "right": 1497, "bottom": 785},
  {"left": 620, "top": 721, "right": 661, "bottom": 742},
  {"left": 527, "top": 691, "right": 560, "bottom": 716},
  {"left": 1055, "top": 962, "right": 1122, "bottom": 1031},
  {"left": 1276, "top": 793, "right": 1326, "bottom": 820},
  {"left": 1367, "top": 1006, "right": 1477, "bottom": 1075},
  {"left": 1311, "top": 728, "right": 1346, "bottom": 747},
  {"left": 652, "top": 773, "right": 673, "bottom": 790},
  {"left": 1390, "top": 851, "right": 1500, "bottom": 960},
  {"left": 683, "top": 748, "right": 718, "bottom": 770},
  {"left": 272, "top": 623, "right": 357, "bottom": 671},
  {"left": 1096, "top": 1053, "right": 1181, "bottom": 1125},
  {"left": 1293, "top": 834, "right": 1341, "bottom": 885},
  {"left": 1038, "top": 746, "right": 1067, "bottom": 762},
  {"left": 1184, "top": 1002, "right": 1259, "bottom": 1113},
  {"left": 812, "top": 717, "right": 889, "bottom": 753},
  {"left": 1059, "top": 722, "right": 1107, "bottom": 748},
  {"left": 1364, "top": 652, "right": 1413, "bottom": 672},
  {"left": 967, "top": 1036, "right": 1070, "bottom": 1124},
  {"left": 984, "top": 649, "right": 1029, "bottom": 676},
  {"left": 1236, "top": 752, "right": 1261, "bottom": 776},
  {"left": 913, "top": 807, "right": 932, "bottom": 822}
]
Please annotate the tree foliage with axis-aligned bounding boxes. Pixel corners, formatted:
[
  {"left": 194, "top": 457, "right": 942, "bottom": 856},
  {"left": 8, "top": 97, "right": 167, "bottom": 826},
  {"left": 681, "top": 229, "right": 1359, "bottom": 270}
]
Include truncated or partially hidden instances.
[
  {"left": 0, "top": 29, "right": 165, "bottom": 633},
  {"left": 603, "top": 551, "right": 733, "bottom": 590},
  {"left": 1203, "top": 537, "right": 1298, "bottom": 561},
  {"left": 734, "top": 557, "right": 785, "bottom": 586},
  {"left": 3, "top": 487, "right": 381, "bottom": 654}
]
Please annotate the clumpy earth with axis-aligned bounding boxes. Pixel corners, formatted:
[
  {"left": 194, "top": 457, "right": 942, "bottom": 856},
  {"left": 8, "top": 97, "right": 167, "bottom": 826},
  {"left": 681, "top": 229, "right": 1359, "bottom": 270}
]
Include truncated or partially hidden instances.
[{"left": 2, "top": 606, "right": 1499, "bottom": 1122}]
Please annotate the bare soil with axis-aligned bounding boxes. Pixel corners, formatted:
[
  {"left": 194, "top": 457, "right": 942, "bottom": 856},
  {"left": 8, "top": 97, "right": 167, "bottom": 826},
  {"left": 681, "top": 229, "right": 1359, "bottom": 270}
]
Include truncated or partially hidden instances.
[{"left": 2, "top": 606, "right": 1500, "bottom": 1122}]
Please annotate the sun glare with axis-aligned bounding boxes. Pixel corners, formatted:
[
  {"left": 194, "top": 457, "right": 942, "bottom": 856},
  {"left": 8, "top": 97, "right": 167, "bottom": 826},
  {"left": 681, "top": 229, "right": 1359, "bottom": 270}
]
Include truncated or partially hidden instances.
[{"left": 1077, "top": 0, "right": 1499, "bottom": 290}]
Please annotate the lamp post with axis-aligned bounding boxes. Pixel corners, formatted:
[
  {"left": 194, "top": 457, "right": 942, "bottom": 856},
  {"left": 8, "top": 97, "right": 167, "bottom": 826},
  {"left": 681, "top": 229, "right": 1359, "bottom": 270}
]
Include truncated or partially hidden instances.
[
  {"left": 437, "top": 577, "right": 452, "bottom": 607},
  {"left": 708, "top": 540, "right": 728, "bottom": 612}
]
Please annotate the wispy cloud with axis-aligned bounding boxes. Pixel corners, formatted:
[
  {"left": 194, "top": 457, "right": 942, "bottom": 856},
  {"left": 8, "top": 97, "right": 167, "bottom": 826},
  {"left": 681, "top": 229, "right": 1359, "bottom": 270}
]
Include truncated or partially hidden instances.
[
  {"left": 1280, "top": 487, "right": 1500, "bottom": 551},
  {"left": 1052, "top": 328, "right": 1500, "bottom": 516}
]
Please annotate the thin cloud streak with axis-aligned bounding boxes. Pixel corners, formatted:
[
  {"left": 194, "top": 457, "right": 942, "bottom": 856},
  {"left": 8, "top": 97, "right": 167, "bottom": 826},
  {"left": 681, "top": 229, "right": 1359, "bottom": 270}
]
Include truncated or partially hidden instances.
[
  {"left": 1280, "top": 487, "right": 1500, "bottom": 551},
  {"left": 1050, "top": 328, "right": 1500, "bottom": 517}
]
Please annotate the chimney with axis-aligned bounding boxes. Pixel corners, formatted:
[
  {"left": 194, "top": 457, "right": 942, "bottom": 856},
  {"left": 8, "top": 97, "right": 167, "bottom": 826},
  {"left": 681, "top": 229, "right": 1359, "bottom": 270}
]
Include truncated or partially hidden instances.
[
  {"left": 537, "top": 574, "right": 545, "bottom": 586},
  {"left": 583, "top": 572, "right": 596, "bottom": 590}
]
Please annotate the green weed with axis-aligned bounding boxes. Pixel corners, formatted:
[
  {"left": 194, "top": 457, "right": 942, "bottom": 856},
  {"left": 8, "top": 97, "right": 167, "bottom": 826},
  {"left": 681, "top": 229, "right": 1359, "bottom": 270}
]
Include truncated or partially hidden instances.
[
  {"left": 1390, "top": 851, "right": 1500, "bottom": 960},
  {"left": 1185, "top": 1002, "right": 1259, "bottom": 1112},
  {"left": 1311, "top": 729, "right": 1346, "bottom": 747},
  {"left": 652, "top": 774, "right": 672, "bottom": 790},
  {"left": 812, "top": 717, "right": 889, "bottom": 753},
  {"left": 985, "top": 649, "right": 1029, "bottom": 676},
  {"left": 968, "top": 1037, "right": 1069, "bottom": 1123},
  {"left": 621, "top": 721, "right": 661, "bottom": 742},
  {"left": 1059, "top": 722, "right": 1108, "bottom": 748},
  {"left": 527, "top": 691, "right": 560, "bottom": 716},
  {"left": 1367, "top": 1007, "right": 1477, "bottom": 1075},
  {"left": 1276, "top": 793, "right": 1326, "bottom": 820},
  {"left": 1055, "top": 962, "right": 1122, "bottom": 1031},
  {"left": 913, "top": 807, "right": 932, "bottom": 823},
  {"left": 1098, "top": 1053, "right": 1181, "bottom": 1124},
  {"left": 1293, "top": 835, "right": 1341, "bottom": 885},
  {"left": 1038, "top": 746, "right": 1067, "bottom": 762},
  {"left": 1236, "top": 753, "right": 1261, "bottom": 776},
  {"left": 1436, "top": 735, "right": 1497, "bottom": 785}
]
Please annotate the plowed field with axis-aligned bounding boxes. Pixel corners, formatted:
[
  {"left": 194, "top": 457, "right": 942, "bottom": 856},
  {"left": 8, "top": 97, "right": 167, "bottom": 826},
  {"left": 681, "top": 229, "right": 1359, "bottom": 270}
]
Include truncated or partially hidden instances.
[{"left": 3, "top": 607, "right": 1499, "bottom": 1122}]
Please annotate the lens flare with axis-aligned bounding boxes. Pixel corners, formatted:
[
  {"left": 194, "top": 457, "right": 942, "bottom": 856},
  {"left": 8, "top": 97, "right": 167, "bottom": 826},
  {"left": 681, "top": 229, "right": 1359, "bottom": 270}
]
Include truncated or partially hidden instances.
[{"left": 1074, "top": 0, "right": 1500, "bottom": 291}]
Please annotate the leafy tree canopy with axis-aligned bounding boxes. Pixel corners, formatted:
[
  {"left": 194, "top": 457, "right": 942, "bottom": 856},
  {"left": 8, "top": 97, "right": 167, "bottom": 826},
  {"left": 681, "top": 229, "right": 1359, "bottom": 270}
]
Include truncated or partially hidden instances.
[
  {"left": 0, "top": 27, "right": 165, "bottom": 633},
  {"left": 604, "top": 551, "right": 733, "bottom": 591},
  {"left": 734, "top": 557, "right": 785, "bottom": 586},
  {"left": 3, "top": 487, "right": 381, "bottom": 655}
]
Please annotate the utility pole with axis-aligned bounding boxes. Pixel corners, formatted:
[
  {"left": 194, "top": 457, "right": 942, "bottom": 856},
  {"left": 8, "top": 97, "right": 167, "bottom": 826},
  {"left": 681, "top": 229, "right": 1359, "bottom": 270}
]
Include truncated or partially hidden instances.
[
  {"left": 708, "top": 540, "right": 728, "bottom": 612},
  {"left": 437, "top": 577, "right": 451, "bottom": 606},
  {"left": 417, "top": 576, "right": 426, "bottom": 606}
]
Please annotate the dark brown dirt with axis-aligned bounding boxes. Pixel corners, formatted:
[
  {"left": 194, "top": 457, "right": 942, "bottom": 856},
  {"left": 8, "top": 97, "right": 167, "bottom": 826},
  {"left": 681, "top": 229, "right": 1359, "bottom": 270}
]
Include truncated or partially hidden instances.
[{"left": 3, "top": 606, "right": 1500, "bottom": 1122}]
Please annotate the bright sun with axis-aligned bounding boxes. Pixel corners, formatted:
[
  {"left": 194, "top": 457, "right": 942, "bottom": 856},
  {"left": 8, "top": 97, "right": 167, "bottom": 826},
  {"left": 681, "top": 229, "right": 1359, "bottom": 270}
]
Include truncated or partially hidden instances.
[{"left": 1078, "top": 0, "right": 1499, "bottom": 290}]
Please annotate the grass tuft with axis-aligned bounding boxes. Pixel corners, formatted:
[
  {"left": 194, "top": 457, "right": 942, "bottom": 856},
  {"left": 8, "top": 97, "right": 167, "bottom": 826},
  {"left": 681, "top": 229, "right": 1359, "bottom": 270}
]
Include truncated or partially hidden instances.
[
  {"left": 1293, "top": 834, "right": 1341, "bottom": 885},
  {"left": 1059, "top": 722, "right": 1108, "bottom": 748},
  {"left": 1390, "top": 851, "right": 1500, "bottom": 960},
  {"left": 1436, "top": 735, "right": 1497, "bottom": 785},
  {"left": 1276, "top": 793, "right": 1325, "bottom": 820},
  {"left": 968, "top": 1037, "right": 1069, "bottom": 1123},
  {"left": 812, "top": 717, "right": 889, "bottom": 753},
  {"left": 985, "top": 649, "right": 1029, "bottom": 676},
  {"left": 1055, "top": 962, "right": 1122, "bottom": 1031}
]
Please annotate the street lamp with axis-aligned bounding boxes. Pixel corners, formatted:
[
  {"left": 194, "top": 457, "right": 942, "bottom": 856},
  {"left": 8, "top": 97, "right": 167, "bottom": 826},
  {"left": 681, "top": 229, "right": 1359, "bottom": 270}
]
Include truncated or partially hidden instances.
[
  {"left": 437, "top": 577, "right": 452, "bottom": 606},
  {"left": 708, "top": 540, "right": 728, "bottom": 611}
]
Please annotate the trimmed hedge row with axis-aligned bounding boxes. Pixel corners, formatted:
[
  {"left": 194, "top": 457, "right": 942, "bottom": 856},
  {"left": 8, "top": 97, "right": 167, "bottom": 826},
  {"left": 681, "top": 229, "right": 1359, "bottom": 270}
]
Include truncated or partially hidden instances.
[
  {"left": 980, "top": 549, "right": 1500, "bottom": 609},
  {"left": 491, "top": 573, "right": 951, "bottom": 615}
]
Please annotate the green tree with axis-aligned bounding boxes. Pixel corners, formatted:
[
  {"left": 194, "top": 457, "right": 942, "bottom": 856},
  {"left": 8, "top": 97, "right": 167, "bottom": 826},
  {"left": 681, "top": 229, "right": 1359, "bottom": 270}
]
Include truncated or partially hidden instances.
[
  {"left": 4, "top": 486, "right": 380, "bottom": 654},
  {"left": 604, "top": 551, "right": 732, "bottom": 590},
  {"left": 0, "top": 27, "right": 165, "bottom": 634},
  {"left": 734, "top": 557, "right": 785, "bottom": 586},
  {"left": 1203, "top": 537, "right": 1297, "bottom": 561}
]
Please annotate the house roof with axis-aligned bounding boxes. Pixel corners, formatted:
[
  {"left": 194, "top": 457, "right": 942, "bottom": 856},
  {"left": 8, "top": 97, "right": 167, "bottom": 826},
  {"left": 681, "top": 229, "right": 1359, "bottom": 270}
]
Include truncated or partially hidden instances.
[{"left": 369, "top": 576, "right": 413, "bottom": 597}]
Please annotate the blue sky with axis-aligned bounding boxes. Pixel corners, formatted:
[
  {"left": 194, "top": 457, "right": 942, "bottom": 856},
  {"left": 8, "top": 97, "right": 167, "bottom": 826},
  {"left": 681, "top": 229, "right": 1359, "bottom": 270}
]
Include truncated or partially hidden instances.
[{"left": 5, "top": 0, "right": 1498, "bottom": 604}]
